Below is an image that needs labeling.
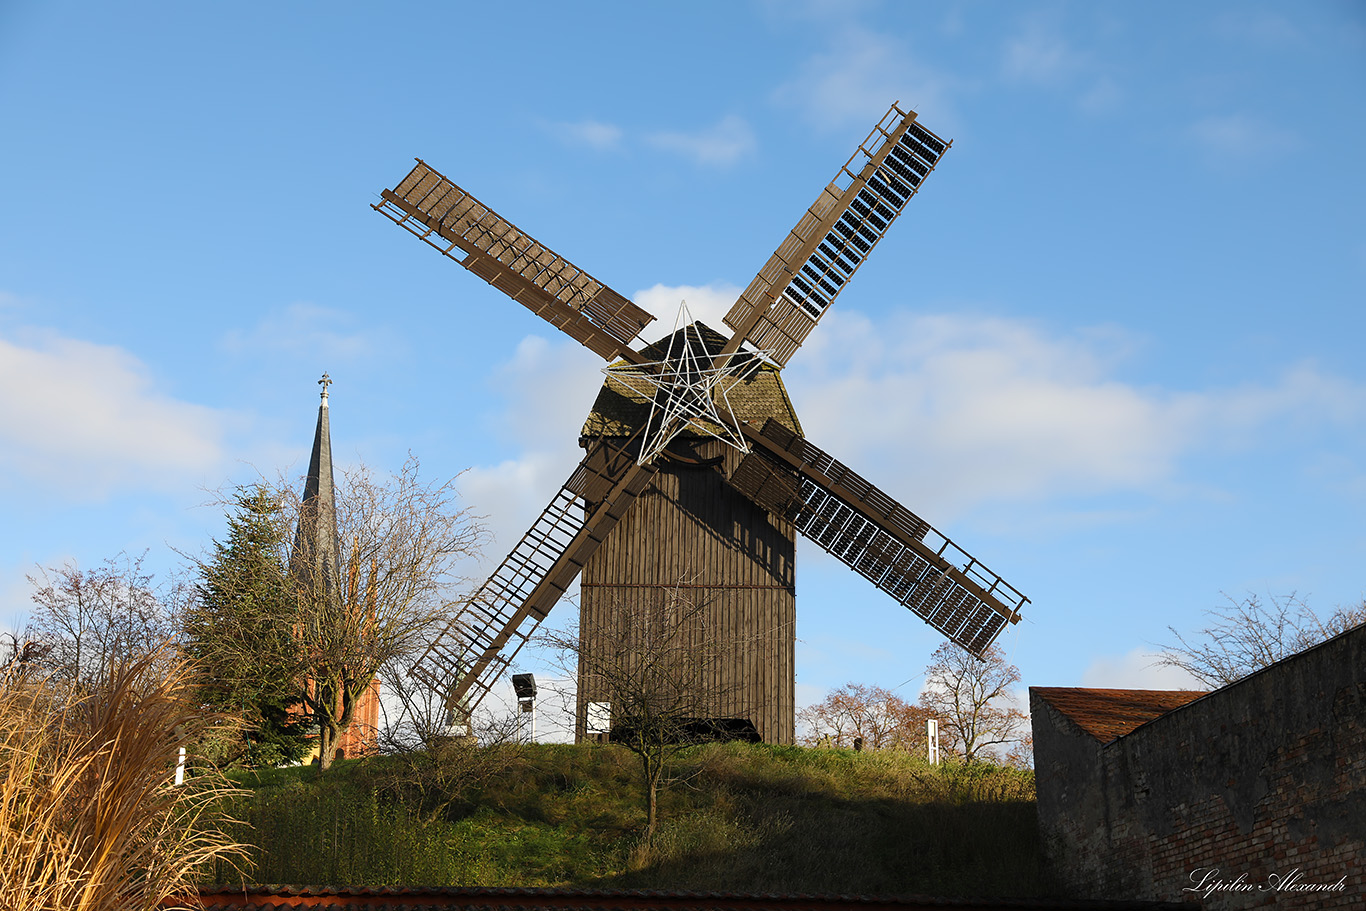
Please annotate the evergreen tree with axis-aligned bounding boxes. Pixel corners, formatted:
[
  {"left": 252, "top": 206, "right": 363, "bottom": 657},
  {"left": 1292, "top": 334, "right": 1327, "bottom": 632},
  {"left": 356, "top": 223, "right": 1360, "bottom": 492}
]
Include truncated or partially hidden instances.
[{"left": 184, "top": 486, "right": 312, "bottom": 768}]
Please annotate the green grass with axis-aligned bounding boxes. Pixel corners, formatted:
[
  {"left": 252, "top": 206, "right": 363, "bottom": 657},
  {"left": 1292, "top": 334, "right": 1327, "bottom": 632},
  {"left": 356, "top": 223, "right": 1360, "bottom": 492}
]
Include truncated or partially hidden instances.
[{"left": 206, "top": 742, "right": 1052, "bottom": 898}]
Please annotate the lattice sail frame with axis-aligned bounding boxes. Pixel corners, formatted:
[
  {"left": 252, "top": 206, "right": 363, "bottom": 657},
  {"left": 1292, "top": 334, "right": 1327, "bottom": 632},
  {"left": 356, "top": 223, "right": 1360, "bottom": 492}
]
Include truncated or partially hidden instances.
[
  {"left": 374, "top": 161, "right": 655, "bottom": 361},
  {"left": 380, "top": 103, "right": 1026, "bottom": 720},
  {"left": 409, "top": 437, "right": 654, "bottom": 718},
  {"left": 729, "top": 419, "right": 1026, "bottom": 656},
  {"left": 723, "top": 104, "right": 950, "bottom": 366}
]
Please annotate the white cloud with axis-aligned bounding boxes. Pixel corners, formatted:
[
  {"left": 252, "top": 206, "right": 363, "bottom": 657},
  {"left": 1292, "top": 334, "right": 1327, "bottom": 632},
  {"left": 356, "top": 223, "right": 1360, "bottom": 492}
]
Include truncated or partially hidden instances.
[
  {"left": 454, "top": 282, "right": 733, "bottom": 591},
  {"left": 1189, "top": 114, "right": 1301, "bottom": 166},
  {"left": 774, "top": 27, "right": 955, "bottom": 131},
  {"left": 1078, "top": 77, "right": 1122, "bottom": 114},
  {"left": 782, "top": 310, "right": 1366, "bottom": 522},
  {"left": 220, "top": 302, "right": 388, "bottom": 361},
  {"left": 645, "top": 115, "right": 757, "bottom": 167},
  {"left": 794, "top": 680, "right": 827, "bottom": 712},
  {"left": 0, "top": 329, "right": 227, "bottom": 499},
  {"left": 1000, "top": 16, "right": 1122, "bottom": 115},
  {"left": 785, "top": 313, "right": 1185, "bottom": 517},
  {"left": 460, "top": 335, "right": 604, "bottom": 563},
  {"left": 1080, "top": 647, "right": 1205, "bottom": 690},
  {"left": 461, "top": 451, "right": 577, "bottom": 565},
  {"left": 1214, "top": 10, "right": 1306, "bottom": 49},
  {"left": 550, "top": 119, "right": 624, "bottom": 151},
  {"left": 631, "top": 282, "right": 743, "bottom": 336},
  {"left": 1208, "top": 362, "right": 1365, "bottom": 442},
  {"left": 1002, "top": 21, "right": 1082, "bottom": 85},
  {"left": 757, "top": 0, "right": 878, "bottom": 23},
  {"left": 0, "top": 562, "right": 40, "bottom": 640},
  {"left": 541, "top": 116, "right": 754, "bottom": 164}
]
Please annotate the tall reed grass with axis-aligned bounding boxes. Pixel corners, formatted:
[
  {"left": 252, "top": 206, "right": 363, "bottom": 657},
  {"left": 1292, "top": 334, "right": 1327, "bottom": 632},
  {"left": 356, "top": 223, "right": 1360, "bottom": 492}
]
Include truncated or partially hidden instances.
[{"left": 0, "top": 649, "right": 247, "bottom": 911}]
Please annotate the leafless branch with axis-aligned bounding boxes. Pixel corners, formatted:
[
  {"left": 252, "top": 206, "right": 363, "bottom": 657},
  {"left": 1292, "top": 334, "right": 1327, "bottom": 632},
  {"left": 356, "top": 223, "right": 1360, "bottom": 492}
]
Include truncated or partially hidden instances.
[{"left": 1156, "top": 592, "right": 1366, "bottom": 687}]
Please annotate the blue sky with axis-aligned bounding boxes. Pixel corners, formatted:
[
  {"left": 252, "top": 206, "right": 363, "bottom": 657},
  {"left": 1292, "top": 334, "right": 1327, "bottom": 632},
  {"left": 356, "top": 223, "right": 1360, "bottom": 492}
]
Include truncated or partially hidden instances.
[{"left": 2, "top": 1, "right": 1363, "bottom": 724}]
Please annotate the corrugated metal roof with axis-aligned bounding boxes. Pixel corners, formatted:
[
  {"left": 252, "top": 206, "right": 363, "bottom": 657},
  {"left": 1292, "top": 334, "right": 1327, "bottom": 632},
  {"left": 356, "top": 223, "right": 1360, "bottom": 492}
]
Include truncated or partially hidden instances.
[
  {"left": 581, "top": 323, "right": 802, "bottom": 441},
  {"left": 1031, "top": 687, "right": 1206, "bottom": 744}
]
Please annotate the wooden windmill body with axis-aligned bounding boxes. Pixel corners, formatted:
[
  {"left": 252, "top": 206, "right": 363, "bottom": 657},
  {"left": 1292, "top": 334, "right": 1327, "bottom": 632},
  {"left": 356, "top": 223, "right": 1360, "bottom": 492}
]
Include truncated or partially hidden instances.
[
  {"left": 578, "top": 324, "right": 801, "bottom": 744},
  {"left": 374, "top": 103, "right": 1031, "bottom": 743}
]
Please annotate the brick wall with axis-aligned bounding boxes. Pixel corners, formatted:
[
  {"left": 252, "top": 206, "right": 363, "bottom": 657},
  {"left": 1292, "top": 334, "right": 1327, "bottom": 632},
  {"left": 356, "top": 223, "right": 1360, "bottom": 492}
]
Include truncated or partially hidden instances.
[
  {"left": 1032, "top": 623, "right": 1366, "bottom": 908},
  {"left": 336, "top": 675, "right": 380, "bottom": 759}
]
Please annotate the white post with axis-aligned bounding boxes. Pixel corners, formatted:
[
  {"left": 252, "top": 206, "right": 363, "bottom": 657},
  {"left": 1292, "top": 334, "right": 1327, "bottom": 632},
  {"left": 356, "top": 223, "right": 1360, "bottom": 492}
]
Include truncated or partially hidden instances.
[
  {"left": 519, "top": 698, "right": 537, "bottom": 744},
  {"left": 174, "top": 746, "right": 187, "bottom": 785},
  {"left": 927, "top": 719, "right": 940, "bottom": 766}
]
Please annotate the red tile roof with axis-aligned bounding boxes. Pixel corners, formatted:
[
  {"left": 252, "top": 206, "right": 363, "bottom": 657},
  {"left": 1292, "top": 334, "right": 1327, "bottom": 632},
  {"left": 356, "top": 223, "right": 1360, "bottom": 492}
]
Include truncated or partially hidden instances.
[
  {"left": 185, "top": 885, "right": 1195, "bottom": 911},
  {"left": 1031, "top": 688, "right": 1206, "bottom": 743}
]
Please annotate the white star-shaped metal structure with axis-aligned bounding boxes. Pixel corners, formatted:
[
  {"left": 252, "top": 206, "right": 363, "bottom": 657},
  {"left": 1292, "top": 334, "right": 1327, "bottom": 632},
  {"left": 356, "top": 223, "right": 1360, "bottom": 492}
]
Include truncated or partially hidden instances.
[{"left": 603, "top": 301, "right": 766, "bottom": 465}]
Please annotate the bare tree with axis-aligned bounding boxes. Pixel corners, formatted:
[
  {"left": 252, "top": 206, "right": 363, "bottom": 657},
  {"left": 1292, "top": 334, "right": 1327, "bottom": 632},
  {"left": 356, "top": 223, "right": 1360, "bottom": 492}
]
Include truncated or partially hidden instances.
[
  {"left": 376, "top": 648, "right": 521, "bottom": 755},
  {"left": 377, "top": 650, "right": 465, "bottom": 754},
  {"left": 1001, "top": 733, "right": 1035, "bottom": 770},
  {"left": 23, "top": 552, "right": 173, "bottom": 690},
  {"left": 1157, "top": 592, "right": 1366, "bottom": 688},
  {"left": 283, "top": 455, "right": 485, "bottom": 770},
  {"left": 374, "top": 656, "right": 521, "bottom": 821},
  {"left": 541, "top": 584, "right": 738, "bottom": 839},
  {"left": 0, "top": 632, "right": 50, "bottom": 673},
  {"left": 799, "top": 682, "right": 929, "bottom": 751},
  {"left": 918, "top": 641, "right": 1027, "bottom": 764}
]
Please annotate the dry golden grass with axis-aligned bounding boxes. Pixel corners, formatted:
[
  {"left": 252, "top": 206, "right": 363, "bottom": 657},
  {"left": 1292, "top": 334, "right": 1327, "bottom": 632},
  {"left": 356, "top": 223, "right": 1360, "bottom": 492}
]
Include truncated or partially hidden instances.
[{"left": 0, "top": 649, "right": 247, "bottom": 911}]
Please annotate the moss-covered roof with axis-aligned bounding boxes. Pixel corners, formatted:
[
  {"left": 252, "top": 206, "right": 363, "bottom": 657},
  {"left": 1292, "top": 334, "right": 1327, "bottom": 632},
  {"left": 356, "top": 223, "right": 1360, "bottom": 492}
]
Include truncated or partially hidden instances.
[{"left": 581, "top": 322, "right": 802, "bottom": 440}]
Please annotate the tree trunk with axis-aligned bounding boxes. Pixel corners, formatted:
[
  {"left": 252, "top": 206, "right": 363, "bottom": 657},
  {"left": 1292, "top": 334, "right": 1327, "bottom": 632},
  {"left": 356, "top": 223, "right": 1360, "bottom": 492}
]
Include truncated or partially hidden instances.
[
  {"left": 644, "top": 758, "right": 661, "bottom": 840},
  {"left": 318, "top": 719, "right": 338, "bottom": 770},
  {"left": 313, "top": 676, "right": 359, "bottom": 772}
]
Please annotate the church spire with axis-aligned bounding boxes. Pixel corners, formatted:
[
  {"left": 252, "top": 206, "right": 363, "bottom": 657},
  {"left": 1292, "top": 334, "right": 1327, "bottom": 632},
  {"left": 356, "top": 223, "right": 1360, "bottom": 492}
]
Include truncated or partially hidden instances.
[{"left": 290, "top": 373, "right": 342, "bottom": 605}]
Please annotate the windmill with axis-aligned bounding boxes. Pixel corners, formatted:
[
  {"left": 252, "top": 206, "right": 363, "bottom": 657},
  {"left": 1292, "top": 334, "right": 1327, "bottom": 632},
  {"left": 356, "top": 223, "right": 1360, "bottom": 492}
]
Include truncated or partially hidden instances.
[{"left": 374, "top": 102, "right": 1028, "bottom": 743}]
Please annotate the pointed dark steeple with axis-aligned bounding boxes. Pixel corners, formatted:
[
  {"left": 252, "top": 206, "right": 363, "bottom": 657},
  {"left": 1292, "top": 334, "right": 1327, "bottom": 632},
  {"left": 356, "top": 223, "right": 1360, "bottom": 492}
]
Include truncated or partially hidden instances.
[{"left": 290, "top": 373, "right": 343, "bottom": 606}]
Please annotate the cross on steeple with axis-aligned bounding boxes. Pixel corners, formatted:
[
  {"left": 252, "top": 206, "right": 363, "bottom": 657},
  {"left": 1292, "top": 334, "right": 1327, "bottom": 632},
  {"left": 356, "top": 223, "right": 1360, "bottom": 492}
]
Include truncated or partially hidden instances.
[{"left": 319, "top": 372, "right": 333, "bottom": 403}]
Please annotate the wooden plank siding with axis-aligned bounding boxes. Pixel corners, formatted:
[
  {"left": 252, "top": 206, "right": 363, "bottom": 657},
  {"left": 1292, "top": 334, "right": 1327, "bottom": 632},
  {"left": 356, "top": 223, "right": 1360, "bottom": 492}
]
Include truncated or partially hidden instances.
[{"left": 576, "top": 438, "right": 797, "bottom": 744}]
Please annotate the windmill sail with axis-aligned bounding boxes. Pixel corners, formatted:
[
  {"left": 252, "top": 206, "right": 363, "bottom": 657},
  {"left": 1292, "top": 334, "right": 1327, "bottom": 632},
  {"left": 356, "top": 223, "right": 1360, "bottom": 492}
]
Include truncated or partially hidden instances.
[
  {"left": 376, "top": 160, "right": 654, "bottom": 362},
  {"left": 723, "top": 104, "right": 949, "bottom": 366},
  {"left": 728, "top": 419, "right": 1025, "bottom": 656},
  {"left": 410, "top": 437, "right": 656, "bottom": 717},
  {"left": 381, "top": 104, "right": 1031, "bottom": 736}
]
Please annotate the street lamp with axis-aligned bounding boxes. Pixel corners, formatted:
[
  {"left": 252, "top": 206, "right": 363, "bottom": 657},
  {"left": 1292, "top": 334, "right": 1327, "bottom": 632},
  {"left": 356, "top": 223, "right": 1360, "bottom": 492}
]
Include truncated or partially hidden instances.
[{"left": 512, "top": 673, "right": 537, "bottom": 743}]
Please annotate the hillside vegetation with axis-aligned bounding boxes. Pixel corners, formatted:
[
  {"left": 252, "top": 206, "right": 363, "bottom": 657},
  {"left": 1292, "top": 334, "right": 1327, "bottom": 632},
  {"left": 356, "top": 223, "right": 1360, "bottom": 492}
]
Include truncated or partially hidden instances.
[{"left": 209, "top": 742, "right": 1049, "bottom": 898}]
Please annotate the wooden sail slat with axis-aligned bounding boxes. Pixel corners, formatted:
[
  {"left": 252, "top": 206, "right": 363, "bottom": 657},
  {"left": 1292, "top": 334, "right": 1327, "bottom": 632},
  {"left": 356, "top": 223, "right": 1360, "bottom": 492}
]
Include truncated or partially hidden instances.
[
  {"left": 728, "top": 419, "right": 1026, "bottom": 656},
  {"left": 721, "top": 104, "right": 950, "bottom": 367},
  {"left": 375, "top": 160, "right": 653, "bottom": 364}
]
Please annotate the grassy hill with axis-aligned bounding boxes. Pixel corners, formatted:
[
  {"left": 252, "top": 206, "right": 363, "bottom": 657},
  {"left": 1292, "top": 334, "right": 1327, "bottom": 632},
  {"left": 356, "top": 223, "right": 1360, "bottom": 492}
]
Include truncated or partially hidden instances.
[{"left": 208, "top": 742, "right": 1050, "bottom": 898}]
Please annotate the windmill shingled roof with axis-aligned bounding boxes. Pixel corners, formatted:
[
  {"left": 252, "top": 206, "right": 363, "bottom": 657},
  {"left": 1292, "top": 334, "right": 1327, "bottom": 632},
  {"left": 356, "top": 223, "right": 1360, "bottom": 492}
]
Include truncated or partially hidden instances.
[
  {"left": 581, "top": 322, "right": 802, "bottom": 440},
  {"left": 1031, "top": 687, "right": 1207, "bottom": 744}
]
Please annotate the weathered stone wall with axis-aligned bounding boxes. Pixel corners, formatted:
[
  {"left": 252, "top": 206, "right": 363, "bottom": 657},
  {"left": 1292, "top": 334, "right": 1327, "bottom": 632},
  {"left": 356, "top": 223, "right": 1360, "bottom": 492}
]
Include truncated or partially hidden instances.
[{"left": 1033, "top": 624, "right": 1366, "bottom": 908}]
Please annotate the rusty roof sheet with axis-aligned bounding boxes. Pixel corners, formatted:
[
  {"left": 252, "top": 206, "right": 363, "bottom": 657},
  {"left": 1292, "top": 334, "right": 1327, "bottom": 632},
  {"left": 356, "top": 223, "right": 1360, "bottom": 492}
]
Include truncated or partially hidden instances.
[
  {"left": 581, "top": 323, "right": 802, "bottom": 441},
  {"left": 1030, "top": 687, "right": 1207, "bottom": 744}
]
